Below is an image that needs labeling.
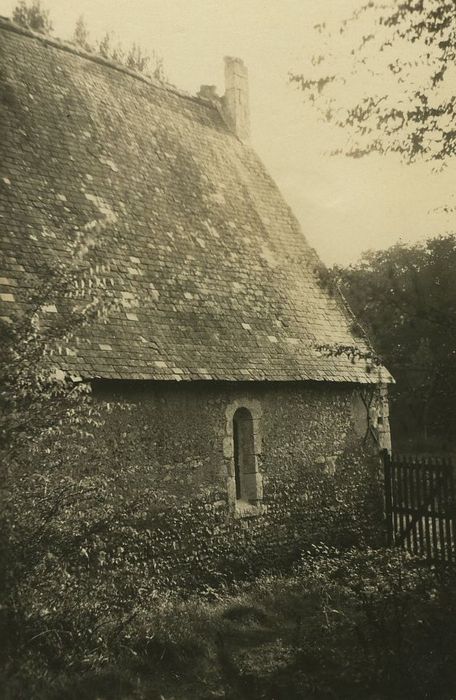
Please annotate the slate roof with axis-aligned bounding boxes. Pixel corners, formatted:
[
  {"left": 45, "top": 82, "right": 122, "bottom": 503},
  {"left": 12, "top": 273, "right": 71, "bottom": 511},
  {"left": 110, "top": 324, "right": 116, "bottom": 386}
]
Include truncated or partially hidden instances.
[{"left": 0, "top": 18, "right": 390, "bottom": 384}]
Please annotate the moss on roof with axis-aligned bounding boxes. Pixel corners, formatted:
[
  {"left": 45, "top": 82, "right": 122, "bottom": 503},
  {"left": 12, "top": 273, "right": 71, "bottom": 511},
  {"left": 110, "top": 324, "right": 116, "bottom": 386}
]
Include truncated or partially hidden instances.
[{"left": 0, "top": 18, "right": 389, "bottom": 383}]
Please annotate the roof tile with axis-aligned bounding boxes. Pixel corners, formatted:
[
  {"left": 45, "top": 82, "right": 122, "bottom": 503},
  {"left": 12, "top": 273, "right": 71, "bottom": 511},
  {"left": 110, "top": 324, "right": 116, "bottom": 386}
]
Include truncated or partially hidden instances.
[{"left": 0, "top": 19, "right": 391, "bottom": 385}]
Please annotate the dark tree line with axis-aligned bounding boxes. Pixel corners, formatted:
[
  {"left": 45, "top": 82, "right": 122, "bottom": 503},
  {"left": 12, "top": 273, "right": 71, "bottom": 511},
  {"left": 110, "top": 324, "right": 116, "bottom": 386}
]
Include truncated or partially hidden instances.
[{"left": 332, "top": 235, "right": 456, "bottom": 450}]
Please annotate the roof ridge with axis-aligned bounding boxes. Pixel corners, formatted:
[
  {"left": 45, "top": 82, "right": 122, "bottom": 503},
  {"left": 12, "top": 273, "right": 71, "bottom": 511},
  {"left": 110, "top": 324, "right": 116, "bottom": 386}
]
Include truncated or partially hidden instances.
[{"left": 0, "top": 15, "right": 214, "bottom": 109}]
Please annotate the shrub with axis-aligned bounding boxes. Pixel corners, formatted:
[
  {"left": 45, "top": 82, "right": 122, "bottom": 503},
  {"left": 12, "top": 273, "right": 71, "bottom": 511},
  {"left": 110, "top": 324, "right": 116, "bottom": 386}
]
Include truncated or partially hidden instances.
[
  {"left": 218, "top": 546, "right": 456, "bottom": 700},
  {"left": 0, "top": 449, "right": 382, "bottom": 698},
  {"left": 2, "top": 541, "right": 455, "bottom": 699}
]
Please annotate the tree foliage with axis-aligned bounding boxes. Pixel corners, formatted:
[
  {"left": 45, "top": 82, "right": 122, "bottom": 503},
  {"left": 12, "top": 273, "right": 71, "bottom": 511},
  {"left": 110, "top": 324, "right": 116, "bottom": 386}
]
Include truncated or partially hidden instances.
[
  {"left": 94, "top": 30, "right": 164, "bottom": 79},
  {"left": 291, "top": 1, "right": 456, "bottom": 162},
  {"left": 72, "top": 15, "right": 165, "bottom": 80},
  {"left": 12, "top": 0, "right": 52, "bottom": 34},
  {"left": 332, "top": 234, "right": 456, "bottom": 447},
  {"left": 11, "top": 3, "right": 165, "bottom": 80},
  {"left": 72, "top": 14, "right": 91, "bottom": 52}
]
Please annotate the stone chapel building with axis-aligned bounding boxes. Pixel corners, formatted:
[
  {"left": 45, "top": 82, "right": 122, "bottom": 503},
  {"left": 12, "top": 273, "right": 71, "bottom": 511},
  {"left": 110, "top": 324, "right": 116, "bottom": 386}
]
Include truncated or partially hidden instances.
[{"left": 0, "top": 18, "right": 391, "bottom": 513}]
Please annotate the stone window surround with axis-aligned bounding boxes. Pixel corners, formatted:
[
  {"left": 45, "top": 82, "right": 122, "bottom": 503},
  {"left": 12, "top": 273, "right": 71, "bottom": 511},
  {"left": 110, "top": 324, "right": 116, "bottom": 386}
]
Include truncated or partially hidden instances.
[{"left": 223, "top": 398, "right": 264, "bottom": 515}]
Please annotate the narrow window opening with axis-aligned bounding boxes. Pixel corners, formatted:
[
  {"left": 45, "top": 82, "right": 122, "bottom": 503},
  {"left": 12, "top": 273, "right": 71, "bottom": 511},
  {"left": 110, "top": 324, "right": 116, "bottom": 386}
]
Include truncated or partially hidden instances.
[
  {"left": 233, "top": 417, "right": 242, "bottom": 499},
  {"left": 233, "top": 407, "right": 256, "bottom": 502}
]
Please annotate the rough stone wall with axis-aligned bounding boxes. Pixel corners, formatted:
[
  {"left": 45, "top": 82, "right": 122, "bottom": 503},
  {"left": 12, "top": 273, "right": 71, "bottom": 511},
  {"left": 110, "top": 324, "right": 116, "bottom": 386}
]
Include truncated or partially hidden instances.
[{"left": 92, "top": 379, "right": 382, "bottom": 507}]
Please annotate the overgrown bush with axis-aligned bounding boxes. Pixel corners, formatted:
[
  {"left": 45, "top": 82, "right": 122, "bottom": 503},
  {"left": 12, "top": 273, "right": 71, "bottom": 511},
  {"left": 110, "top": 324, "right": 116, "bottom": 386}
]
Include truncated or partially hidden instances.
[
  {"left": 274, "top": 546, "right": 456, "bottom": 699},
  {"left": 0, "top": 440, "right": 383, "bottom": 699},
  {"left": 2, "top": 541, "right": 455, "bottom": 699}
]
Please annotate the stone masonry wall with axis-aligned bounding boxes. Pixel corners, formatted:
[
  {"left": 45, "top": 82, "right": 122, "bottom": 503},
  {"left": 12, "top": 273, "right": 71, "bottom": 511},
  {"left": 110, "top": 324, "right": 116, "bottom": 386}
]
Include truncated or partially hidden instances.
[
  {"left": 92, "top": 379, "right": 380, "bottom": 509},
  {"left": 81, "top": 379, "right": 391, "bottom": 578}
]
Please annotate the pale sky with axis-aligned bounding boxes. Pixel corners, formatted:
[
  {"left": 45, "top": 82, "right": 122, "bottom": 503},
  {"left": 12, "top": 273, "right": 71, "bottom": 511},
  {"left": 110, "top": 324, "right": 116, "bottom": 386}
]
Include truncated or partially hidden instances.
[{"left": 1, "top": 0, "right": 454, "bottom": 265}]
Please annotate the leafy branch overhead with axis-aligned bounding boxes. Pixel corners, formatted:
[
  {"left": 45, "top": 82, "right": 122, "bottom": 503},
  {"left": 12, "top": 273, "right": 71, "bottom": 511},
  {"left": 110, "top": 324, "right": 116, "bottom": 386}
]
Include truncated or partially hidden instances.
[{"left": 290, "top": 1, "right": 456, "bottom": 162}]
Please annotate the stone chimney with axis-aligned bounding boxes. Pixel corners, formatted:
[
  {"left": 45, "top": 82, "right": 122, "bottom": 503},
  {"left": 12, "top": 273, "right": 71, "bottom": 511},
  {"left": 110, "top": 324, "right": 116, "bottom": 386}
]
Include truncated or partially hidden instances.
[{"left": 222, "top": 56, "right": 250, "bottom": 141}]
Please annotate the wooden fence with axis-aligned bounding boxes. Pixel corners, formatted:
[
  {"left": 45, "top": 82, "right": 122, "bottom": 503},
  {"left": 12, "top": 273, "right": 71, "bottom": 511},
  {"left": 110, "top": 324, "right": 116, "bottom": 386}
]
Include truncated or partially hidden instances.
[{"left": 383, "top": 450, "right": 456, "bottom": 562}]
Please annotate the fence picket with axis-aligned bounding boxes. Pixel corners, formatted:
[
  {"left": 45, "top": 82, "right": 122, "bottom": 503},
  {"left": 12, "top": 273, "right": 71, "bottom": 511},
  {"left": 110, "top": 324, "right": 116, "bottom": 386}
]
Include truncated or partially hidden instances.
[
  {"left": 415, "top": 457, "right": 426, "bottom": 558},
  {"left": 403, "top": 456, "right": 412, "bottom": 552},
  {"left": 423, "top": 464, "right": 432, "bottom": 561},
  {"left": 396, "top": 460, "right": 404, "bottom": 542},
  {"left": 447, "top": 460, "right": 455, "bottom": 562},
  {"left": 437, "top": 465, "right": 446, "bottom": 561},
  {"left": 430, "top": 464, "right": 439, "bottom": 559},
  {"left": 410, "top": 462, "right": 418, "bottom": 555}
]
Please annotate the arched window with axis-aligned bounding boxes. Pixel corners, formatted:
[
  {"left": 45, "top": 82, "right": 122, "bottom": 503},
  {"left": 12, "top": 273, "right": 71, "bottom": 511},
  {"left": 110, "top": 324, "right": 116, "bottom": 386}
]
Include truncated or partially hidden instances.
[
  {"left": 233, "top": 407, "right": 257, "bottom": 502},
  {"left": 223, "top": 399, "right": 263, "bottom": 510}
]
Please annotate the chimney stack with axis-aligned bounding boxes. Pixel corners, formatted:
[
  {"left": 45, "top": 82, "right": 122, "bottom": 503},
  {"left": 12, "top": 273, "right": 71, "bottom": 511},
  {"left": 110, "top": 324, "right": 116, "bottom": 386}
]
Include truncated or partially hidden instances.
[{"left": 222, "top": 57, "right": 250, "bottom": 141}]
